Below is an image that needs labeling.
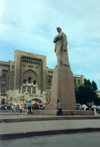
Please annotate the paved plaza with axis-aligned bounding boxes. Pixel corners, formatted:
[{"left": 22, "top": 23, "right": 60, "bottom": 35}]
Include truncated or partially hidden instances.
[
  {"left": 0, "top": 114, "right": 100, "bottom": 140},
  {"left": 1, "top": 119, "right": 100, "bottom": 135},
  {"left": 0, "top": 132, "right": 100, "bottom": 147}
]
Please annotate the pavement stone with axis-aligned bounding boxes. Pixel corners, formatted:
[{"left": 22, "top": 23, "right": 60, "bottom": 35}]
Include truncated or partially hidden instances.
[
  {"left": 0, "top": 118, "right": 100, "bottom": 140},
  {"left": 0, "top": 114, "right": 100, "bottom": 123},
  {"left": 0, "top": 113, "right": 100, "bottom": 140}
]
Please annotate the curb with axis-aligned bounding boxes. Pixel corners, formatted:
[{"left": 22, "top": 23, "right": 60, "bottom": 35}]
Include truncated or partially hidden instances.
[
  {"left": 1, "top": 116, "right": 100, "bottom": 123},
  {"left": 1, "top": 128, "right": 100, "bottom": 140}
]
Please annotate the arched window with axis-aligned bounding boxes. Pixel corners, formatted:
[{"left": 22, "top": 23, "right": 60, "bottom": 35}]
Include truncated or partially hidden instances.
[
  {"left": 28, "top": 77, "right": 32, "bottom": 83},
  {"left": 33, "top": 80, "right": 36, "bottom": 85},
  {"left": 23, "top": 79, "right": 26, "bottom": 84}
]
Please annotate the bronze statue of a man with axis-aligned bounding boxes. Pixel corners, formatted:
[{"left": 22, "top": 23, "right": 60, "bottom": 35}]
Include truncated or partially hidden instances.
[{"left": 53, "top": 27, "right": 70, "bottom": 67}]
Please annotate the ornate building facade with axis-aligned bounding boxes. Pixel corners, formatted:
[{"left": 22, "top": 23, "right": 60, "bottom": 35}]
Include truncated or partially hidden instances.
[{"left": 0, "top": 50, "right": 84, "bottom": 104}]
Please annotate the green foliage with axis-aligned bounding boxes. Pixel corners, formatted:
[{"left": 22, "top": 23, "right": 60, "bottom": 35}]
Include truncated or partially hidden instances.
[
  {"left": 75, "top": 84, "right": 100, "bottom": 105},
  {"left": 84, "top": 79, "right": 91, "bottom": 87},
  {"left": 91, "top": 81, "right": 97, "bottom": 90},
  {"left": 84, "top": 78, "right": 98, "bottom": 90}
]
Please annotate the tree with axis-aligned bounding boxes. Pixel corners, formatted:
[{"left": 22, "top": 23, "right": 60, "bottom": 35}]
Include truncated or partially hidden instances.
[
  {"left": 75, "top": 85, "right": 100, "bottom": 105},
  {"left": 84, "top": 79, "right": 92, "bottom": 87},
  {"left": 91, "top": 81, "right": 97, "bottom": 91}
]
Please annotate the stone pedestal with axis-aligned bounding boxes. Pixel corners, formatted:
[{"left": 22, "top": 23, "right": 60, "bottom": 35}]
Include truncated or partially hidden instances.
[{"left": 46, "top": 66, "right": 76, "bottom": 110}]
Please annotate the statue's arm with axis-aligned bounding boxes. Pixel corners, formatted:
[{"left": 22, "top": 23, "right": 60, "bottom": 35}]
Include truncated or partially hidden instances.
[
  {"left": 53, "top": 34, "right": 63, "bottom": 43},
  {"left": 53, "top": 37, "right": 57, "bottom": 43}
]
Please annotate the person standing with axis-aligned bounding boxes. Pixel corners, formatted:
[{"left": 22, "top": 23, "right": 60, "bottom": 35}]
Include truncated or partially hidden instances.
[
  {"left": 57, "top": 99, "right": 62, "bottom": 115},
  {"left": 28, "top": 102, "right": 32, "bottom": 114},
  {"left": 19, "top": 105, "right": 23, "bottom": 113}
]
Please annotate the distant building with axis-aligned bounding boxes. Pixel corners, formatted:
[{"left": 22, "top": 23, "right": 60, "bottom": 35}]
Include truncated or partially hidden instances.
[
  {"left": 73, "top": 74, "right": 84, "bottom": 90},
  {"left": 97, "top": 91, "right": 100, "bottom": 98},
  {"left": 0, "top": 50, "right": 84, "bottom": 104}
]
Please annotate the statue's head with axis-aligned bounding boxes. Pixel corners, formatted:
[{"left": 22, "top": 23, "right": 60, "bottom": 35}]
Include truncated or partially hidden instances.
[{"left": 57, "top": 27, "right": 62, "bottom": 33}]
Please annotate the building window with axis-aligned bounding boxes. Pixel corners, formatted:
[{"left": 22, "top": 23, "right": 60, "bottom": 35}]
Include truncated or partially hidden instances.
[
  {"left": 48, "top": 79, "right": 51, "bottom": 84},
  {"left": 2, "top": 73, "right": 6, "bottom": 79},
  {"left": 23, "top": 79, "right": 26, "bottom": 84},
  {"left": 28, "top": 77, "right": 32, "bottom": 83},
  {"left": 1, "top": 89, "right": 6, "bottom": 96},
  {"left": 33, "top": 80, "right": 36, "bottom": 85},
  {"left": 1, "top": 98, "right": 5, "bottom": 104},
  {"left": 48, "top": 76, "right": 52, "bottom": 84}
]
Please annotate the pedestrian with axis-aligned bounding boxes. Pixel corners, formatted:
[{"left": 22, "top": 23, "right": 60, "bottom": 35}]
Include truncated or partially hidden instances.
[
  {"left": 19, "top": 105, "right": 23, "bottom": 113},
  {"left": 28, "top": 102, "right": 32, "bottom": 114},
  {"left": 57, "top": 99, "right": 62, "bottom": 115},
  {"left": 94, "top": 108, "right": 96, "bottom": 115},
  {"left": 11, "top": 105, "right": 15, "bottom": 113}
]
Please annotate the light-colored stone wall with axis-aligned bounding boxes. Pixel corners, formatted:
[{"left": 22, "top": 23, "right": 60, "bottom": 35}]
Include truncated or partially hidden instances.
[
  {"left": 73, "top": 74, "right": 84, "bottom": 89},
  {"left": 9, "top": 61, "right": 14, "bottom": 90},
  {"left": 0, "top": 61, "right": 9, "bottom": 103},
  {"left": 6, "top": 85, "right": 46, "bottom": 105},
  {"left": 14, "top": 50, "right": 47, "bottom": 92}
]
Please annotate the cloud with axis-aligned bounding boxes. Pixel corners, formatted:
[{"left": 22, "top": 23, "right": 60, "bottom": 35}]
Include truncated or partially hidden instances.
[
  {"left": 0, "top": 0, "right": 100, "bottom": 89},
  {"left": 0, "top": 0, "right": 5, "bottom": 22}
]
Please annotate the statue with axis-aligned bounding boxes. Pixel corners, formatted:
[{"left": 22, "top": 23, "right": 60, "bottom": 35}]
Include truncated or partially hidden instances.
[
  {"left": 53, "top": 27, "right": 70, "bottom": 67},
  {"left": 45, "top": 27, "right": 76, "bottom": 111}
]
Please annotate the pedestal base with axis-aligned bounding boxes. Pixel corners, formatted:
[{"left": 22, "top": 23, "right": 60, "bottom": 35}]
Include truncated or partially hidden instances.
[
  {"left": 46, "top": 66, "right": 76, "bottom": 110},
  {"left": 32, "top": 110, "right": 94, "bottom": 115}
]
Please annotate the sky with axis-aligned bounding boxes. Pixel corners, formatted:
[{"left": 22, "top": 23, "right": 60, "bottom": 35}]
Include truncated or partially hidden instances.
[{"left": 0, "top": 0, "right": 100, "bottom": 90}]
